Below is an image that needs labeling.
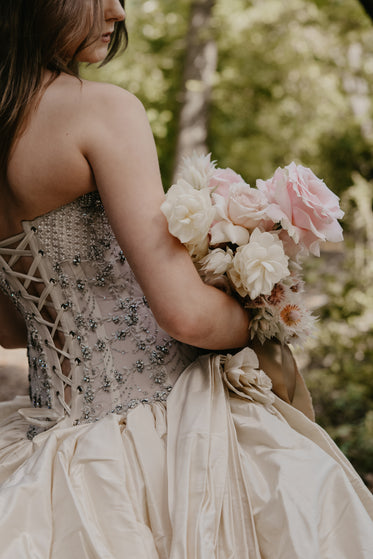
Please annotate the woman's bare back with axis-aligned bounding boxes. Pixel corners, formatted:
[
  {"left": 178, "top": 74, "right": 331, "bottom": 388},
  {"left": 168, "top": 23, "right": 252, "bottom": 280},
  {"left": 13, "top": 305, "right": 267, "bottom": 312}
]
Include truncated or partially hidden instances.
[
  {"left": 0, "top": 73, "right": 98, "bottom": 241},
  {"left": 0, "top": 73, "right": 101, "bottom": 345}
]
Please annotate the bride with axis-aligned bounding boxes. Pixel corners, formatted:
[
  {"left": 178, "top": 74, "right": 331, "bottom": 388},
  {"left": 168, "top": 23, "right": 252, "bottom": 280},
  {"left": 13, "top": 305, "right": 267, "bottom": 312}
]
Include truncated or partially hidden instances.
[{"left": 0, "top": 1, "right": 372, "bottom": 557}]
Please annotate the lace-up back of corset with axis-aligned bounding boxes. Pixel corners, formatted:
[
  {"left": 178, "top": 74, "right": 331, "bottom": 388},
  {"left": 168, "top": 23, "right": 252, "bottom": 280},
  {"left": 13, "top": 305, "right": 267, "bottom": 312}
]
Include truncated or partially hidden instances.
[{"left": 0, "top": 192, "right": 199, "bottom": 428}]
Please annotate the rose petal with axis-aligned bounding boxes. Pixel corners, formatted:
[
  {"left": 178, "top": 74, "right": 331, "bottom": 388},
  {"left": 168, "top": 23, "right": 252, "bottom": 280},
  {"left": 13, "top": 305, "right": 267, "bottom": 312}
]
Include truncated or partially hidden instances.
[{"left": 210, "top": 221, "right": 250, "bottom": 246}]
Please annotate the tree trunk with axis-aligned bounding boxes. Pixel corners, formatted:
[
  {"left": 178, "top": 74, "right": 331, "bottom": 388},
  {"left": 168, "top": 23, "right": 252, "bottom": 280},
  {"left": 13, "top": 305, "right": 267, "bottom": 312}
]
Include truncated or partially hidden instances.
[{"left": 172, "top": 0, "right": 217, "bottom": 181}]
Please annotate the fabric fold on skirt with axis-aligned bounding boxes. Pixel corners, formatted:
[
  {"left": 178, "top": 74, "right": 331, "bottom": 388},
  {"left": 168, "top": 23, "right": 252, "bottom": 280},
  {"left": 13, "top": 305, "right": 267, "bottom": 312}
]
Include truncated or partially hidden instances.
[{"left": 0, "top": 350, "right": 372, "bottom": 558}]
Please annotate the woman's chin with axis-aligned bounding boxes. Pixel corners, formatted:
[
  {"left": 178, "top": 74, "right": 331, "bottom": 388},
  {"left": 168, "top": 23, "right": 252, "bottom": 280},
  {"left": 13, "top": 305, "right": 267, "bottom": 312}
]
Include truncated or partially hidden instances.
[{"left": 77, "top": 45, "right": 109, "bottom": 64}]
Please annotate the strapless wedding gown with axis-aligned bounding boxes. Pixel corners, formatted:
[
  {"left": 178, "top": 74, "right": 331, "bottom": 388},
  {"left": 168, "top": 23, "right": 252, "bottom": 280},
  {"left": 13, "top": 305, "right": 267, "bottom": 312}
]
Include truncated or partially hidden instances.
[{"left": 0, "top": 192, "right": 372, "bottom": 559}]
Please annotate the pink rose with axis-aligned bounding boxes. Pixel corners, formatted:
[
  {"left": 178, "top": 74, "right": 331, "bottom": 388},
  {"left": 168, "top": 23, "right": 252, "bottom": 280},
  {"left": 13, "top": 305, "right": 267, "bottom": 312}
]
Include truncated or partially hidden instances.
[
  {"left": 209, "top": 167, "right": 244, "bottom": 198},
  {"left": 257, "top": 163, "right": 344, "bottom": 256},
  {"left": 227, "top": 183, "right": 272, "bottom": 230}
]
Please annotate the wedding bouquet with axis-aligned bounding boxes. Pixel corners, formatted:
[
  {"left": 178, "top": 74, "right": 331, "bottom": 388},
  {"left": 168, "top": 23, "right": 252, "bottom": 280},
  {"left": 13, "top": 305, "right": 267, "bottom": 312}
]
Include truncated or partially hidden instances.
[{"left": 161, "top": 154, "right": 344, "bottom": 345}]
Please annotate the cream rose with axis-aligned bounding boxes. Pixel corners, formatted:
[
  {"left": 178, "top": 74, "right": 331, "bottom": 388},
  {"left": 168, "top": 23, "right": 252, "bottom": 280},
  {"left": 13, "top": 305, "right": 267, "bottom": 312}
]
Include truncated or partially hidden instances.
[
  {"left": 161, "top": 180, "right": 215, "bottom": 245},
  {"left": 210, "top": 220, "right": 250, "bottom": 246},
  {"left": 228, "top": 228, "right": 290, "bottom": 299}
]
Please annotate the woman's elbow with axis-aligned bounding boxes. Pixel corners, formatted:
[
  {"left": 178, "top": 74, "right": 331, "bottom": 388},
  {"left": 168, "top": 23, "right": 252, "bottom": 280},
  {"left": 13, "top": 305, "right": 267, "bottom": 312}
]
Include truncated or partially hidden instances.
[{"left": 155, "top": 306, "right": 209, "bottom": 347}]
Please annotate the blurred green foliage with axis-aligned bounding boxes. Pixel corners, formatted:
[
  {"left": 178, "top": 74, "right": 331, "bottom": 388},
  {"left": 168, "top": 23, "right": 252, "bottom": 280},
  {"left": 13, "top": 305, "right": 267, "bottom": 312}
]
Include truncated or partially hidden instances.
[
  {"left": 303, "top": 176, "right": 373, "bottom": 483},
  {"left": 211, "top": 0, "right": 373, "bottom": 192},
  {"left": 84, "top": 0, "right": 373, "bottom": 483},
  {"left": 84, "top": 0, "right": 373, "bottom": 192}
]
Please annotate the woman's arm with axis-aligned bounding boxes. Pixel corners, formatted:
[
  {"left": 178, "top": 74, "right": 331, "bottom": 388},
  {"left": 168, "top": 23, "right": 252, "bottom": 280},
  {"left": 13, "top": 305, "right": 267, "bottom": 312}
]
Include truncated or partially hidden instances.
[
  {"left": 80, "top": 83, "right": 249, "bottom": 350},
  {"left": 0, "top": 291, "right": 27, "bottom": 349}
]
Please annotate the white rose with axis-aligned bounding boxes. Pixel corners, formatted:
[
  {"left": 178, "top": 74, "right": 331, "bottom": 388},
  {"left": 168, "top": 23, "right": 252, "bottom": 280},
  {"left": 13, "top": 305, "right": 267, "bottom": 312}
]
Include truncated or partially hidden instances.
[
  {"left": 228, "top": 228, "right": 290, "bottom": 299},
  {"left": 199, "top": 248, "right": 233, "bottom": 275},
  {"left": 161, "top": 181, "right": 214, "bottom": 245},
  {"left": 210, "top": 221, "right": 250, "bottom": 246},
  {"left": 228, "top": 184, "right": 271, "bottom": 230}
]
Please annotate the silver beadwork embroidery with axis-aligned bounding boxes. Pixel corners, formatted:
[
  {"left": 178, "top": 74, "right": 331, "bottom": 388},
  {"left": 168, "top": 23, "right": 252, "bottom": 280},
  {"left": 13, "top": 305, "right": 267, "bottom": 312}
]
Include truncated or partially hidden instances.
[{"left": 0, "top": 192, "right": 199, "bottom": 431}]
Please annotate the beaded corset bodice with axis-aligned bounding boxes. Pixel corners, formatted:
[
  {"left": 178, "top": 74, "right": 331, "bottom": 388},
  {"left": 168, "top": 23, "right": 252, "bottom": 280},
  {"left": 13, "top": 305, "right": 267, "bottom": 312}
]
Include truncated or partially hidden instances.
[{"left": 0, "top": 192, "right": 199, "bottom": 429}]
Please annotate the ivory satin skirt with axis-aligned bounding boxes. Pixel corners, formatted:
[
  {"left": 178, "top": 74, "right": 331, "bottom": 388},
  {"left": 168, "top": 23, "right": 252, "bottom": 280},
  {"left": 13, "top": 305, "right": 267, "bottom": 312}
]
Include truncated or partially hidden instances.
[{"left": 0, "top": 350, "right": 372, "bottom": 559}]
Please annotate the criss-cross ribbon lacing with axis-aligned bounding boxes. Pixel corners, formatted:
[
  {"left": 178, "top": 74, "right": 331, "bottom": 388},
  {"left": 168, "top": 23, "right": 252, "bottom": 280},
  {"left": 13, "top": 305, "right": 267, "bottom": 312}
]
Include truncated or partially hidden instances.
[{"left": 0, "top": 226, "right": 78, "bottom": 425}]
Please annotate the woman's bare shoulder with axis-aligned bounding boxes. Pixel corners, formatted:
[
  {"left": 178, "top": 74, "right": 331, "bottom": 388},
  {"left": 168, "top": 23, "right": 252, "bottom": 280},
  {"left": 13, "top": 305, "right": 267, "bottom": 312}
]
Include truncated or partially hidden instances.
[
  {"left": 41, "top": 74, "right": 142, "bottom": 121},
  {"left": 79, "top": 77, "right": 138, "bottom": 100},
  {"left": 4, "top": 75, "right": 144, "bottom": 224},
  {"left": 47, "top": 76, "right": 149, "bottom": 152},
  {"left": 78, "top": 78, "right": 147, "bottom": 127},
  {"left": 75, "top": 79, "right": 152, "bottom": 169}
]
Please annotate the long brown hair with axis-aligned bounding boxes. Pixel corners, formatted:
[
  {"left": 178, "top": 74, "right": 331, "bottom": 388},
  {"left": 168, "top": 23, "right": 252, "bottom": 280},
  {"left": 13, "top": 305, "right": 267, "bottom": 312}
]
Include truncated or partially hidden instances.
[{"left": 0, "top": 0, "right": 128, "bottom": 178}]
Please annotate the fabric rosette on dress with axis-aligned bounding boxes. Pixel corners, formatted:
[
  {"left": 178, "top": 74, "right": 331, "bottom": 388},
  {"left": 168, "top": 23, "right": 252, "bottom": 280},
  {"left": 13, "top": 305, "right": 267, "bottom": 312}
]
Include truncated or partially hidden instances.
[{"left": 220, "top": 347, "right": 276, "bottom": 411}]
